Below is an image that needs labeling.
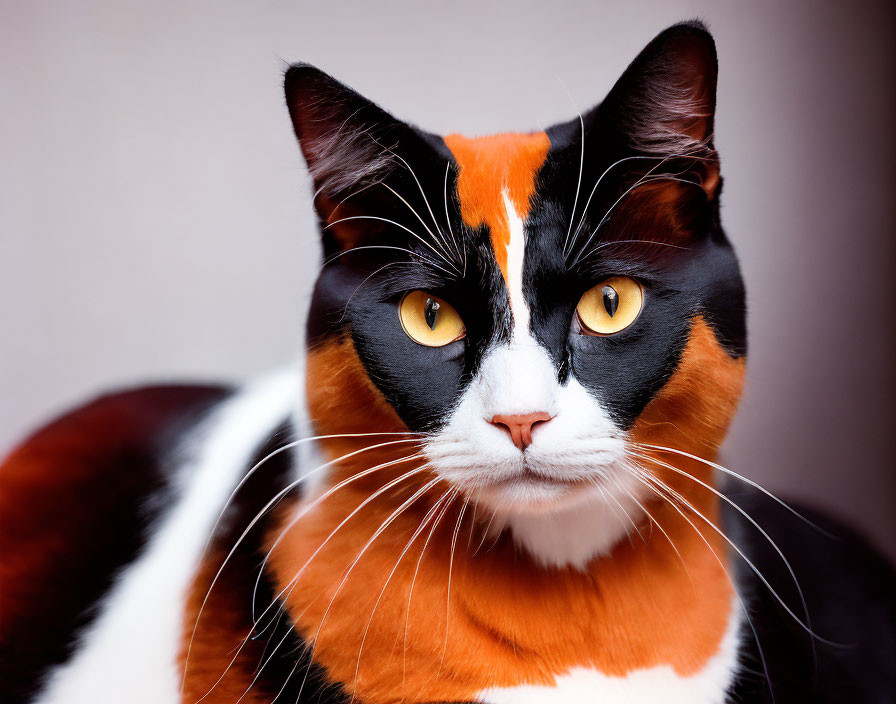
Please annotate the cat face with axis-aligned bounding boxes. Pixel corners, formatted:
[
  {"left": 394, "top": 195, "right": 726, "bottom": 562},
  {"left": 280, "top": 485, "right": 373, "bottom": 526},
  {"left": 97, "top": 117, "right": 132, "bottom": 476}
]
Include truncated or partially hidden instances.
[{"left": 289, "top": 23, "right": 746, "bottom": 548}]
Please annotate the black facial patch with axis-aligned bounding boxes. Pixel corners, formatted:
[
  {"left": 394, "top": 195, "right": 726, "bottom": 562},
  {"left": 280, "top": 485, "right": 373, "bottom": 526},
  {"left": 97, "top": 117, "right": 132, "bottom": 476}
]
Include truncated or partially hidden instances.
[
  {"left": 293, "top": 21, "right": 745, "bottom": 434},
  {"left": 305, "top": 178, "right": 514, "bottom": 432},
  {"left": 287, "top": 64, "right": 522, "bottom": 431},
  {"left": 519, "top": 107, "right": 745, "bottom": 430}
]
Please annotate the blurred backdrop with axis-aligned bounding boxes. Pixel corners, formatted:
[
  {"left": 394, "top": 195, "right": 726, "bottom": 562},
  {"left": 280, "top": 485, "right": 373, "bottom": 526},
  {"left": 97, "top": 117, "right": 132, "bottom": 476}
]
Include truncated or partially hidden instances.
[{"left": 1, "top": 0, "right": 894, "bottom": 559}]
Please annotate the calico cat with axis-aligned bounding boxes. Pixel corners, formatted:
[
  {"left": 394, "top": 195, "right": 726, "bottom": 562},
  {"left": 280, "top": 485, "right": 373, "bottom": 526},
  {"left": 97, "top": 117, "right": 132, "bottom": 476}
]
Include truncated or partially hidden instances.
[{"left": 1, "top": 20, "right": 893, "bottom": 704}]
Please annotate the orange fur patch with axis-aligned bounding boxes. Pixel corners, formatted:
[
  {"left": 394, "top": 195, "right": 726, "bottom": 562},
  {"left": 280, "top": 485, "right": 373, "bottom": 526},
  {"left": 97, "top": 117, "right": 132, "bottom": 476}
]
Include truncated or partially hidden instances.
[
  {"left": 304, "top": 335, "right": 416, "bottom": 487},
  {"left": 266, "top": 319, "right": 746, "bottom": 703},
  {"left": 180, "top": 544, "right": 273, "bottom": 704},
  {"left": 444, "top": 132, "right": 550, "bottom": 283},
  {"left": 0, "top": 386, "right": 227, "bottom": 699}
]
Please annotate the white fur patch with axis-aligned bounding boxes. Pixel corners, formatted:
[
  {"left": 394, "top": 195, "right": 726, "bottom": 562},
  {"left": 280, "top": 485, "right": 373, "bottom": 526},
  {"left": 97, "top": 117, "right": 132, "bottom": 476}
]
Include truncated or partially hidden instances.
[
  {"left": 423, "top": 195, "right": 647, "bottom": 569},
  {"left": 500, "top": 470, "right": 646, "bottom": 571},
  {"left": 477, "top": 600, "right": 742, "bottom": 703},
  {"left": 32, "top": 368, "right": 300, "bottom": 704},
  {"left": 503, "top": 192, "right": 529, "bottom": 334}
]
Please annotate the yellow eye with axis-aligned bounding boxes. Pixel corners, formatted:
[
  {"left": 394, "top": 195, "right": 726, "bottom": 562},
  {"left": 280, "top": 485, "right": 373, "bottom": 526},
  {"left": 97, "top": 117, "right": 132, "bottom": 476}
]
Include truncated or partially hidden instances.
[
  {"left": 576, "top": 276, "right": 643, "bottom": 335},
  {"left": 399, "top": 291, "right": 465, "bottom": 347}
]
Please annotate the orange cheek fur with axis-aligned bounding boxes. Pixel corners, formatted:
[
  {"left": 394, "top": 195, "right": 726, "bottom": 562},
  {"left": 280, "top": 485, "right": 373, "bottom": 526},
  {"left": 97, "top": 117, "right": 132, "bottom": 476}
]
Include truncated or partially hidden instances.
[
  {"left": 180, "top": 544, "right": 273, "bottom": 704},
  {"left": 303, "top": 335, "right": 423, "bottom": 488},
  {"left": 265, "top": 318, "right": 746, "bottom": 703}
]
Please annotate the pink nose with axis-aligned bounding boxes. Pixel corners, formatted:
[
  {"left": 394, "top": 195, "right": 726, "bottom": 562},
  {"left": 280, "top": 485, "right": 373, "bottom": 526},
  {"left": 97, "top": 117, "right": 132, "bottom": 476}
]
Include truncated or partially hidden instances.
[{"left": 489, "top": 412, "right": 553, "bottom": 450}]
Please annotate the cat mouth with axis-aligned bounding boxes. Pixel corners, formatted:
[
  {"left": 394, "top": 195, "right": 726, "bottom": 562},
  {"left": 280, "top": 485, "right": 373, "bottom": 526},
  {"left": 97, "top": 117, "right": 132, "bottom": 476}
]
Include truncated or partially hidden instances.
[
  {"left": 486, "top": 469, "right": 582, "bottom": 490},
  {"left": 472, "top": 470, "right": 591, "bottom": 511}
]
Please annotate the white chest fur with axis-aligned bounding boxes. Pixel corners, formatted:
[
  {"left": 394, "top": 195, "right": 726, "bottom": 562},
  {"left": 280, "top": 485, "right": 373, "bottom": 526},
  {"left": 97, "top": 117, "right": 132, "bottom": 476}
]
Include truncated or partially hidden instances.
[
  {"left": 476, "top": 600, "right": 742, "bottom": 704},
  {"left": 31, "top": 370, "right": 299, "bottom": 704}
]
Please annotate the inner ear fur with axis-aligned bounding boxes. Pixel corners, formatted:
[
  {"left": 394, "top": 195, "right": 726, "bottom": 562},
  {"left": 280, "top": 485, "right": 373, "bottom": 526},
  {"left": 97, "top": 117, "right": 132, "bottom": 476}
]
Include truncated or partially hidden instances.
[
  {"left": 284, "top": 64, "right": 449, "bottom": 254},
  {"left": 284, "top": 64, "right": 400, "bottom": 202},
  {"left": 599, "top": 21, "right": 721, "bottom": 199}
]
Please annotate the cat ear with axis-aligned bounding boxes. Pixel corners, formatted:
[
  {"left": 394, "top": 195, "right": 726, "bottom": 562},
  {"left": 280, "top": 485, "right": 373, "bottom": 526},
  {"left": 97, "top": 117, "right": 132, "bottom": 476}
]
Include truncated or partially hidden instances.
[
  {"left": 600, "top": 21, "right": 719, "bottom": 197},
  {"left": 284, "top": 64, "right": 443, "bottom": 251}
]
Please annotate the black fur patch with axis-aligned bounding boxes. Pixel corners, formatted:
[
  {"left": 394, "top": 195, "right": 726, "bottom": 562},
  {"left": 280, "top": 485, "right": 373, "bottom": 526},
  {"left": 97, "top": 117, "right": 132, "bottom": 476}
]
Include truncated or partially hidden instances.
[
  {"left": 291, "top": 21, "right": 745, "bottom": 433},
  {"left": 0, "top": 385, "right": 230, "bottom": 703},
  {"left": 188, "top": 423, "right": 351, "bottom": 702},
  {"left": 723, "top": 488, "right": 896, "bottom": 702},
  {"left": 524, "top": 113, "right": 746, "bottom": 427}
]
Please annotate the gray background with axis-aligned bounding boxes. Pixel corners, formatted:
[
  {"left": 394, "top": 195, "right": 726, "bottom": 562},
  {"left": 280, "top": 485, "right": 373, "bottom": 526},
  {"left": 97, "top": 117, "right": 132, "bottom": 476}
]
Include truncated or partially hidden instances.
[{"left": 2, "top": 0, "right": 894, "bottom": 559}]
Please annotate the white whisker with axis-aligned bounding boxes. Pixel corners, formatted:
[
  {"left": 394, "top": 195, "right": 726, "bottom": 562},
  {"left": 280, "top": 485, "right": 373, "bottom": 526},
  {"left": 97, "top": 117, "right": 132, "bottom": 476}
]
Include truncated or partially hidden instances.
[
  {"left": 629, "top": 450, "right": 821, "bottom": 652},
  {"left": 629, "top": 454, "right": 838, "bottom": 646},
  {"left": 442, "top": 160, "right": 467, "bottom": 273},
  {"left": 325, "top": 215, "right": 458, "bottom": 275},
  {"left": 350, "top": 488, "right": 455, "bottom": 700},
  {"left": 295, "top": 476, "right": 443, "bottom": 701},
  {"left": 253, "top": 455, "right": 428, "bottom": 624},
  {"left": 635, "top": 443, "right": 835, "bottom": 537},
  {"left": 181, "top": 437, "right": 422, "bottom": 695},
  {"left": 337, "top": 261, "right": 411, "bottom": 323},
  {"left": 566, "top": 147, "right": 710, "bottom": 263},
  {"left": 205, "top": 432, "right": 422, "bottom": 573},
  {"left": 628, "top": 466, "right": 775, "bottom": 702},
  {"left": 322, "top": 245, "right": 432, "bottom": 270},
  {"left": 472, "top": 505, "right": 499, "bottom": 557},
  {"left": 571, "top": 166, "right": 697, "bottom": 268},
  {"left": 374, "top": 143, "right": 460, "bottom": 266},
  {"left": 232, "top": 462, "right": 429, "bottom": 704},
  {"left": 402, "top": 489, "right": 457, "bottom": 695},
  {"left": 613, "top": 463, "right": 693, "bottom": 588},
  {"left": 382, "top": 183, "right": 459, "bottom": 270},
  {"left": 436, "top": 494, "right": 470, "bottom": 678},
  {"left": 561, "top": 110, "right": 586, "bottom": 256},
  {"left": 604, "top": 473, "right": 647, "bottom": 545}
]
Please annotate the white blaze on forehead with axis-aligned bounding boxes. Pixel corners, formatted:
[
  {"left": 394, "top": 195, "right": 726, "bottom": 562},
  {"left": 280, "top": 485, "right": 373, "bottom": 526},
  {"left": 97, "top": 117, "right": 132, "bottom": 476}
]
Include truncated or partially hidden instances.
[{"left": 502, "top": 191, "right": 530, "bottom": 337}]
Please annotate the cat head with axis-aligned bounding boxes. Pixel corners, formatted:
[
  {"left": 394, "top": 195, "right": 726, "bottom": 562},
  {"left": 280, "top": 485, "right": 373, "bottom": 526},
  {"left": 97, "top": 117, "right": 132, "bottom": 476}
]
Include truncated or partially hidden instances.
[{"left": 286, "top": 22, "right": 746, "bottom": 566}]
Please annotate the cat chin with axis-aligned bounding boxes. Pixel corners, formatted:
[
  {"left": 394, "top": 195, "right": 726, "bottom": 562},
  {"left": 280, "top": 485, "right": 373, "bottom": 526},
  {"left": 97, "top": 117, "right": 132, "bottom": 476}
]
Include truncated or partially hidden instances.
[
  {"left": 475, "top": 478, "right": 647, "bottom": 570},
  {"left": 429, "top": 442, "right": 633, "bottom": 518},
  {"left": 469, "top": 475, "right": 597, "bottom": 515}
]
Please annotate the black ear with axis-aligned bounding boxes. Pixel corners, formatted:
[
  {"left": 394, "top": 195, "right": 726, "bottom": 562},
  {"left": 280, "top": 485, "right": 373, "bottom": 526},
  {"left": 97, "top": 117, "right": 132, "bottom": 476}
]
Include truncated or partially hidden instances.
[
  {"left": 600, "top": 21, "right": 719, "bottom": 195},
  {"left": 285, "top": 65, "right": 401, "bottom": 200},
  {"left": 284, "top": 64, "right": 446, "bottom": 252}
]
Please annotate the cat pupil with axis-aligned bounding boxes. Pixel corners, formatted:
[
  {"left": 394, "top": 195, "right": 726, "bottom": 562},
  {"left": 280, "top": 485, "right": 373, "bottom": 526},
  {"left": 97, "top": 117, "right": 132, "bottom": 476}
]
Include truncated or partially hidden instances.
[
  {"left": 424, "top": 297, "right": 440, "bottom": 330},
  {"left": 602, "top": 286, "right": 619, "bottom": 317}
]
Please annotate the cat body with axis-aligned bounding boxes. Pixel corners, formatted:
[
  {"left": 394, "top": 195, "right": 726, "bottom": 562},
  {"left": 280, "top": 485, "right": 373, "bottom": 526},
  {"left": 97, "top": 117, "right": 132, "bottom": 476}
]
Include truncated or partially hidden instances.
[{"left": 1, "top": 21, "right": 893, "bottom": 704}]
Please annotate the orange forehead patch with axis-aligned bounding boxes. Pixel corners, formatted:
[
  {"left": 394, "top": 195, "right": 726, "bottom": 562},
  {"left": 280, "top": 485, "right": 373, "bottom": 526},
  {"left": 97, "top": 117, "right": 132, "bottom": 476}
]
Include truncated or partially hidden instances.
[{"left": 443, "top": 132, "right": 550, "bottom": 282}]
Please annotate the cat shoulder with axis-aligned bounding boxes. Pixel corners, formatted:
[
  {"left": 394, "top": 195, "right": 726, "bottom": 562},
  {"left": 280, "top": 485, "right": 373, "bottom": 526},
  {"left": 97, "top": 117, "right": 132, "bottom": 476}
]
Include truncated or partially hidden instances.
[{"left": 0, "top": 384, "right": 230, "bottom": 701}]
